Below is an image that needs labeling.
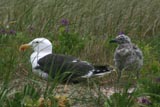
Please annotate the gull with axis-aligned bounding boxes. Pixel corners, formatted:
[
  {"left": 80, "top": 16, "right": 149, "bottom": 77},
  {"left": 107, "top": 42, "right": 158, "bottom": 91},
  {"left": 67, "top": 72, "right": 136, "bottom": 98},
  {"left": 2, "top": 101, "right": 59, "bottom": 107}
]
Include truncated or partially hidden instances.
[
  {"left": 110, "top": 34, "right": 143, "bottom": 80},
  {"left": 19, "top": 37, "right": 112, "bottom": 83}
]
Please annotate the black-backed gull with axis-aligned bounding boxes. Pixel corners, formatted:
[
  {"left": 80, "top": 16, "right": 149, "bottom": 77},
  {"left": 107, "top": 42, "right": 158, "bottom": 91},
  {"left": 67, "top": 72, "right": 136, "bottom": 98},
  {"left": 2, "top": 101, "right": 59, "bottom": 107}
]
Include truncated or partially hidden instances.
[{"left": 20, "top": 38, "right": 112, "bottom": 82}]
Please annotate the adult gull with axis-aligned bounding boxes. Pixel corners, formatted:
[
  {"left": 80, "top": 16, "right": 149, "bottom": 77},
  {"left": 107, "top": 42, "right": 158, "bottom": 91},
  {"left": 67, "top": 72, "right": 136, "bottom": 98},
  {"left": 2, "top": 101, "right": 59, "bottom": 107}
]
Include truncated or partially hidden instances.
[{"left": 19, "top": 38, "right": 112, "bottom": 82}]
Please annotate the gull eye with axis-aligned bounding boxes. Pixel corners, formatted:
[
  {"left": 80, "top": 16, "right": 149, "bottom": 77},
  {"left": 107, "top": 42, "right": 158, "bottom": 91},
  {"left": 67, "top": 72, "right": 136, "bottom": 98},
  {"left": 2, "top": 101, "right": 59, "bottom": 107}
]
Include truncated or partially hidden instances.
[
  {"left": 35, "top": 41, "right": 39, "bottom": 43},
  {"left": 119, "top": 37, "right": 123, "bottom": 40}
]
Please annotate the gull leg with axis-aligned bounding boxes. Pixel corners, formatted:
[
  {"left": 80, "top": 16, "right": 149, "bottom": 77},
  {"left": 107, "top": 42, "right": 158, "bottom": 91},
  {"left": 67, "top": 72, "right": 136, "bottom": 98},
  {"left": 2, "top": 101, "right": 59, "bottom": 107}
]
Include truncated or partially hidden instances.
[
  {"left": 64, "top": 84, "right": 68, "bottom": 92},
  {"left": 117, "top": 70, "right": 121, "bottom": 82},
  {"left": 136, "top": 70, "right": 139, "bottom": 79}
]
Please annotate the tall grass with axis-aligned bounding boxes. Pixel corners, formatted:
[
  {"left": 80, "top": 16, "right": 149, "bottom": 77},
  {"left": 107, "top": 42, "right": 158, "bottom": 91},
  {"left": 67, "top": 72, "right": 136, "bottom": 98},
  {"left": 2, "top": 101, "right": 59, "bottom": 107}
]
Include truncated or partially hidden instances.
[
  {"left": 0, "top": 0, "right": 160, "bottom": 106},
  {"left": 1, "top": 0, "right": 160, "bottom": 36}
]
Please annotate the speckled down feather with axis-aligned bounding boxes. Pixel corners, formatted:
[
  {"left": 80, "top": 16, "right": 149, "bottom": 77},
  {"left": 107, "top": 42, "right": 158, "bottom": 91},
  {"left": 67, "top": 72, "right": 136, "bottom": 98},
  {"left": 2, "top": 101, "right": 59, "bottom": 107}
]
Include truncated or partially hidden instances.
[{"left": 110, "top": 34, "right": 143, "bottom": 79}]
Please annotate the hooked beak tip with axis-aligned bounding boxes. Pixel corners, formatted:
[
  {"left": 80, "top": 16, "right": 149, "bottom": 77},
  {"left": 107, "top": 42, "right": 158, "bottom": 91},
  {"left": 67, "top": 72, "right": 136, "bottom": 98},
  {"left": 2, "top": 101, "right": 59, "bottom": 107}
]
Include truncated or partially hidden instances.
[{"left": 19, "top": 44, "right": 30, "bottom": 51}]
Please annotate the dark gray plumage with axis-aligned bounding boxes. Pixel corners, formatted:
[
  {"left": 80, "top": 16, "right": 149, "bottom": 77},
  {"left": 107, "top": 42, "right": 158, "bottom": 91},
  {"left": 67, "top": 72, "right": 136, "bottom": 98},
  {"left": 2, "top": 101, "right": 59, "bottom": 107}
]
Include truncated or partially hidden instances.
[
  {"left": 110, "top": 34, "right": 143, "bottom": 80},
  {"left": 36, "top": 54, "right": 94, "bottom": 81},
  {"left": 36, "top": 54, "right": 112, "bottom": 82}
]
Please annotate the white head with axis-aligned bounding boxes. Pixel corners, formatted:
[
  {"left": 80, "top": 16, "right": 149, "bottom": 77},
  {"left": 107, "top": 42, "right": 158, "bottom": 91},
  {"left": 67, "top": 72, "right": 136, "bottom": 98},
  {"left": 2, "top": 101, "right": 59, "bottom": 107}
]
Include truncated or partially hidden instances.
[{"left": 19, "top": 37, "right": 52, "bottom": 53}]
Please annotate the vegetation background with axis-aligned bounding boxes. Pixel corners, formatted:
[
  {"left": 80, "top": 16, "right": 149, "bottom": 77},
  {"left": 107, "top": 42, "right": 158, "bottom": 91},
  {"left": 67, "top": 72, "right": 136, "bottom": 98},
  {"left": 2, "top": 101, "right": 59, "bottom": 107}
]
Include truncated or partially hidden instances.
[{"left": 0, "top": 0, "right": 160, "bottom": 106}]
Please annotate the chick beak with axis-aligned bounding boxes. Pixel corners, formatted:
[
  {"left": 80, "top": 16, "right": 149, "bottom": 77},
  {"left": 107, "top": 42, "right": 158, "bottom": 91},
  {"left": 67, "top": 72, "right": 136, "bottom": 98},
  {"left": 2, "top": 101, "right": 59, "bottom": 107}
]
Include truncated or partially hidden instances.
[
  {"left": 19, "top": 44, "right": 30, "bottom": 51},
  {"left": 109, "top": 39, "right": 117, "bottom": 43}
]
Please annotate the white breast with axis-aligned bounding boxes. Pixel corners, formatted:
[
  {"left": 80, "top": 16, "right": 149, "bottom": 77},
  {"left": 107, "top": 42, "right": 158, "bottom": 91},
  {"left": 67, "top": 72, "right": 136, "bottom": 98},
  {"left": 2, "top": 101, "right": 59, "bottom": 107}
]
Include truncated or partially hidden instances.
[{"left": 30, "top": 52, "right": 51, "bottom": 68}]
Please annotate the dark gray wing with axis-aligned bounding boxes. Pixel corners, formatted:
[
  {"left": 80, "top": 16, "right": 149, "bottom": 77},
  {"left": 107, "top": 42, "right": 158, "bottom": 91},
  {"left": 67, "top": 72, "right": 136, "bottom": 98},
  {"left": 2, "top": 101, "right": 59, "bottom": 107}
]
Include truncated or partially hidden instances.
[{"left": 37, "top": 54, "right": 93, "bottom": 80}]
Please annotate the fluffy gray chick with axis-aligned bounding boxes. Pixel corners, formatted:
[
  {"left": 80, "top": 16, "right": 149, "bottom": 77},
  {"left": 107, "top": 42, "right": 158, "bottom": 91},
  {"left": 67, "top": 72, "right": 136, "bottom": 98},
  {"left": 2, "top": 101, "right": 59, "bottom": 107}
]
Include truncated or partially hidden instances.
[{"left": 110, "top": 34, "right": 143, "bottom": 80}]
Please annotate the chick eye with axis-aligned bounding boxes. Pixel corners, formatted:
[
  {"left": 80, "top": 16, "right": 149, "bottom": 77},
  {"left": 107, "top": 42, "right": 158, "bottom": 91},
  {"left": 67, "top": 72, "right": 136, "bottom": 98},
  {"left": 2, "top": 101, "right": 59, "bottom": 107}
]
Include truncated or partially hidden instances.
[
  {"left": 35, "top": 41, "right": 39, "bottom": 43},
  {"left": 119, "top": 38, "right": 123, "bottom": 40}
]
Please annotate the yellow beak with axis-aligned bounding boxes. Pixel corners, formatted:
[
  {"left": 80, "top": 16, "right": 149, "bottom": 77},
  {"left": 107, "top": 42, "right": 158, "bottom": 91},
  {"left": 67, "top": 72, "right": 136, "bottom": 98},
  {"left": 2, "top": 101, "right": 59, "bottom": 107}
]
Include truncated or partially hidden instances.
[{"left": 19, "top": 44, "right": 30, "bottom": 51}]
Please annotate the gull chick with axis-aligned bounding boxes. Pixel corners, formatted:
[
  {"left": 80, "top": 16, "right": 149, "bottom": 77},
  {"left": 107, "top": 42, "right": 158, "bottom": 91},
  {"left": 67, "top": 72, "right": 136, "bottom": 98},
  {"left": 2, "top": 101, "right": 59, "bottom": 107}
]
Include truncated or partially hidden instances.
[{"left": 110, "top": 34, "right": 143, "bottom": 80}]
